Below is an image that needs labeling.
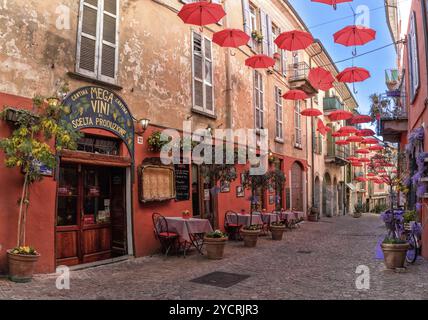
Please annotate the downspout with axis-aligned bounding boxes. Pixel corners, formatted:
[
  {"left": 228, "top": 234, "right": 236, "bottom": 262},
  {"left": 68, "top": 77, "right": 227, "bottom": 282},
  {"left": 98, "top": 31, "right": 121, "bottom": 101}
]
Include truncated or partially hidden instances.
[{"left": 224, "top": 0, "right": 233, "bottom": 129}]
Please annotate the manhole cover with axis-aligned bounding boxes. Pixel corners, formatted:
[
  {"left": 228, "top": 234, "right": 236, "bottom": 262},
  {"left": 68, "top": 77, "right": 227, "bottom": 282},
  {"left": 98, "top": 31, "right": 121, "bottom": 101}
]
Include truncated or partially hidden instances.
[
  {"left": 297, "top": 250, "right": 312, "bottom": 254},
  {"left": 190, "top": 272, "right": 250, "bottom": 288}
]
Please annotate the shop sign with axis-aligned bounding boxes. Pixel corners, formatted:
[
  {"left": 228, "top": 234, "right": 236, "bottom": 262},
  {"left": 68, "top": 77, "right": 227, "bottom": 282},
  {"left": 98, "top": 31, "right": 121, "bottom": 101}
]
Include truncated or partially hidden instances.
[{"left": 62, "top": 86, "right": 135, "bottom": 157}]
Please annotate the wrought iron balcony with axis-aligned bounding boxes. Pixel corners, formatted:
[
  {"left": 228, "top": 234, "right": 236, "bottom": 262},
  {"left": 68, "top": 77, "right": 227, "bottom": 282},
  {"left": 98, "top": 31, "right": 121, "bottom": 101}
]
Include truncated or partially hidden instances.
[
  {"left": 288, "top": 61, "right": 318, "bottom": 95},
  {"left": 377, "top": 104, "right": 408, "bottom": 143},
  {"left": 325, "top": 142, "right": 349, "bottom": 166},
  {"left": 323, "top": 96, "right": 344, "bottom": 112}
]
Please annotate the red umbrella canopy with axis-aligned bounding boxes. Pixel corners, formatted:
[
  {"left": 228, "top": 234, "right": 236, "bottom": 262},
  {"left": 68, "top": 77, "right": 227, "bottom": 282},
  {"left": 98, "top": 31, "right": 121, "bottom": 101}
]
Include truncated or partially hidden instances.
[
  {"left": 327, "top": 110, "right": 353, "bottom": 121},
  {"left": 355, "top": 176, "right": 367, "bottom": 182},
  {"left": 332, "top": 131, "right": 349, "bottom": 137},
  {"left": 367, "top": 172, "right": 376, "bottom": 177},
  {"left": 274, "top": 30, "right": 314, "bottom": 51},
  {"left": 351, "top": 162, "right": 363, "bottom": 167},
  {"left": 351, "top": 115, "right": 372, "bottom": 124},
  {"left": 334, "top": 25, "right": 376, "bottom": 47},
  {"left": 212, "top": 29, "right": 250, "bottom": 48},
  {"left": 282, "top": 89, "right": 308, "bottom": 100},
  {"left": 359, "top": 157, "right": 370, "bottom": 163},
  {"left": 338, "top": 126, "right": 359, "bottom": 134},
  {"left": 346, "top": 135, "right": 363, "bottom": 143},
  {"left": 356, "top": 129, "right": 375, "bottom": 136},
  {"left": 245, "top": 54, "right": 275, "bottom": 69},
  {"left": 361, "top": 137, "right": 378, "bottom": 145},
  {"left": 347, "top": 156, "right": 359, "bottom": 162},
  {"left": 308, "top": 67, "right": 335, "bottom": 91},
  {"left": 317, "top": 119, "right": 328, "bottom": 135},
  {"left": 368, "top": 145, "right": 384, "bottom": 151},
  {"left": 355, "top": 148, "right": 370, "bottom": 154},
  {"left": 178, "top": 1, "right": 226, "bottom": 26},
  {"left": 311, "top": 0, "right": 353, "bottom": 8},
  {"left": 301, "top": 108, "right": 323, "bottom": 117},
  {"left": 335, "top": 140, "right": 350, "bottom": 145},
  {"left": 337, "top": 67, "right": 371, "bottom": 83}
]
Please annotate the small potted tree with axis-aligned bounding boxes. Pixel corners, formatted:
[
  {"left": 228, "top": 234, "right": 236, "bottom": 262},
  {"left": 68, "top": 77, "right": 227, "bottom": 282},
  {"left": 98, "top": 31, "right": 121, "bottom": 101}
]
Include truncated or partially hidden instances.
[
  {"left": 0, "top": 94, "right": 80, "bottom": 282},
  {"left": 308, "top": 206, "right": 319, "bottom": 222},
  {"left": 204, "top": 230, "right": 228, "bottom": 259}
]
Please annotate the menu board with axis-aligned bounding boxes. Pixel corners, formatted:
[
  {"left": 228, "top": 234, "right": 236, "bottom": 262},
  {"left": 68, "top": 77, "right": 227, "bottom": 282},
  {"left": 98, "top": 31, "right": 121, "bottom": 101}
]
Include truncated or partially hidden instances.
[
  {"left": 174, "top": 164, "right": 190, "bottom": 201},
  {"left": 138, "top": 165, "right": 175, "bottom": 203}
]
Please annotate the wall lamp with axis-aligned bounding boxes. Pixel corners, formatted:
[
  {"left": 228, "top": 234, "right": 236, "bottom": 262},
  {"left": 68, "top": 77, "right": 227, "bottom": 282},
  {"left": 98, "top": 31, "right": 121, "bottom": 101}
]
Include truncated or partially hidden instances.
[{"left": 135, "top": 118, "right": 150, "bottom": 136}]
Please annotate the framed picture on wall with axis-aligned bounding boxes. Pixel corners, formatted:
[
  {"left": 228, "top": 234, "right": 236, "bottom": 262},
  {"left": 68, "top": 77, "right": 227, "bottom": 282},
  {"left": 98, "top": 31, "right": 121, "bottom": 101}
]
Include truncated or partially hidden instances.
[
  {"left": 240, "top": 173, "right": 247, "bottom": 185},
  {"left": 269, "top": 194, "right": 275, "bottom": 205},
  {"left": 268, "top": 183, "right": 275, "bottom": 193},
  {"left": 220, "top": 181, "right": 230, "bottom": 193},
  {"left": 236, "top": 185, "right": 245, "bottom": 198}
]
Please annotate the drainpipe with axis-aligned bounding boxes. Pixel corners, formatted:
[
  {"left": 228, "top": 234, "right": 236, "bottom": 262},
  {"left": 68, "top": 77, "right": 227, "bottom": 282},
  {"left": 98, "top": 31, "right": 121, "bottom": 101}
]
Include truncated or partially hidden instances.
[{"left": 223, "top": 0, "right": 233, "bottom": 129}]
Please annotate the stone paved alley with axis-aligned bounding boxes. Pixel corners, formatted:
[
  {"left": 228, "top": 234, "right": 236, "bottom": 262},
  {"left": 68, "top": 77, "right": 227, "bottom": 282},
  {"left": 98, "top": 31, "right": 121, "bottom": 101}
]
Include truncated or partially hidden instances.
[{"left": 1, "top": 214, "right": 428, "bottom": 300}]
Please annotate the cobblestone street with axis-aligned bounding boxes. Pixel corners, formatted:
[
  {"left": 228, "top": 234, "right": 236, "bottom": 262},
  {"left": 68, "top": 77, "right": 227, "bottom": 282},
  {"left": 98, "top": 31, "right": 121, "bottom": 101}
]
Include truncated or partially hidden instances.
[{"left": 1, "top": 214, "right": 428, "bottom": 300}]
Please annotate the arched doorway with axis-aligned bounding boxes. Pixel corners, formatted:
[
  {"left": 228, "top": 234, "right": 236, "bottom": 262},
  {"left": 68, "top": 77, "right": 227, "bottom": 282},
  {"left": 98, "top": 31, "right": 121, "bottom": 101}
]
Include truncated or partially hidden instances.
[
  {"left": 323, "top": 173, "right": 332, "bottom": 217},
  {"left": 314, "top": 176, "right": 321, "bottom": 212},
  {"left": 291, "top": 162, "right": 304, "bottom": 211}
]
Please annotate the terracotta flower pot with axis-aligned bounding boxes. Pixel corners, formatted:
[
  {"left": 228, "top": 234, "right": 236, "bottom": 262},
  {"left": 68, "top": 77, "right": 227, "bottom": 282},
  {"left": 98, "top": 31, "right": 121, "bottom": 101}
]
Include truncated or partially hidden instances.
[
  {"left": 204, "top": 237, "right": 227, "bottom": 260},
  {"left": 308, "top": 214, "right": 318, "bottom": 222},
  {"left": 241, "top": 228, "right": 261, "bottom": 247},
  {"left": 7, "top": 250, "right": 40, "bottom": 283},
  {"left": 270, "top": 225, "right": 286, "bottom": 241},
  {"left": 381, "top": 243, "right": 409, "bottom": 269}
]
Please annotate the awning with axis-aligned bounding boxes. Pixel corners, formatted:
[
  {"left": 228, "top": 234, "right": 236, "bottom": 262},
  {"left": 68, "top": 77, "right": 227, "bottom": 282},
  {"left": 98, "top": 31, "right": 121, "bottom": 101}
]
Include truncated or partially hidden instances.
[{"left": 346, "top": 183, "right": 357, "bottom": 191}]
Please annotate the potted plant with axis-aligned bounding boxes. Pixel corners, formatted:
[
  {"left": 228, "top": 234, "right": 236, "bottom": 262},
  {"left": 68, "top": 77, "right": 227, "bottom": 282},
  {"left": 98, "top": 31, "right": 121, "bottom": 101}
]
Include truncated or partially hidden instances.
[
  {"left": 241, "top": 225, "right": 261, "bottom": 247},
  {"left": 308, "top": 206, "right": 319, "bottom": 222},
  {"left": 353, "top": 204, "right": 364, "bottom": 218},
  {"left": 251, "top": 30, "right": 264, "bottom": 44},
  {"left": 380, "top": 210, "right": 409, "bottom": 269},
  {"left": 147, "top": 131, "right": 170, "bottom": 152},
  {"left": 182, "top": 210, "right": 191, "bottom": 219},
  {"left": 0, "top": 93, "right": 80, "bottom": 282},
  {"left": 270, "top": 221, "right": 286, "bottom": 240},
  {"left": 204, "top": 230, "right": 228, "bottom": 259},
  {"left": 273, "top": 52, "right": 281, "bottom": 60}
]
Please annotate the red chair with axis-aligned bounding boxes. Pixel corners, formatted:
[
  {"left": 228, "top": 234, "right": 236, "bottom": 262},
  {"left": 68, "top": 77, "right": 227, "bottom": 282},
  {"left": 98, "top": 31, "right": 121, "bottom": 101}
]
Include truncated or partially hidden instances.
[
  {"left": 152, "top": 212, "right": 179, "bottom": 256},
  {"left": 224, "top": 211, "right": 242, "bottom": 241}
]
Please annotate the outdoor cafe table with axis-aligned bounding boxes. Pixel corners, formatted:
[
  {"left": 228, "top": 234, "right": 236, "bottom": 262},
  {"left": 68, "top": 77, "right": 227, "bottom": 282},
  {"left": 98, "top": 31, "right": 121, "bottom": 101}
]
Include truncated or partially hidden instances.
[
  {"left": 256, "top": 212, "right": 280, "bottom": 224},
  {"left": 165, "top": 217, "right": 213, "bottom": 254},
  {"left": 226, "top": 213, "right": 263, "bottom": 227},
  {"left": 294, "top": 211, "right": 305, "bottom": 220},
  {"left": 277, "top": 211, "right": 296, "bottom": 223}
]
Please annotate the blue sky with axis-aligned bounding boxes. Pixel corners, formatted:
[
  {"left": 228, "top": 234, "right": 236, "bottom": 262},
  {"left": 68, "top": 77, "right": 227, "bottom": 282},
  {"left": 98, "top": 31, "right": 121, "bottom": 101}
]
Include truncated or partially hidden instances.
[{"left": 288, "top": 0, "right": 397, "bottom": 117}]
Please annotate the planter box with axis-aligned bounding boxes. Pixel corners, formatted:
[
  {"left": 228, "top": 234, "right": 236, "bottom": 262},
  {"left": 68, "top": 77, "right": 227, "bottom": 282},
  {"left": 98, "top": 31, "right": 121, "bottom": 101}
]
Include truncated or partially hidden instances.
[
  {"left": 241, "top": 229, "right": 261, "bottom": 247},
  {"left": 204, "top": 237, "right": 227, "bottom": 259},
  {"left": 381, "top": 243, "right": 409, "bottom": 269}
]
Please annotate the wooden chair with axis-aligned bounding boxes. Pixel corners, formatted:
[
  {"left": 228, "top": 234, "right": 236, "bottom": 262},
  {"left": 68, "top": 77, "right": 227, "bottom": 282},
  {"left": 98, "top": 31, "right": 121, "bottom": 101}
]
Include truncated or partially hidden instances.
[
  {"left": 224, "top": 211, "right": 242, "bottom": 241},
  {"left": 152, "top": 212, "right": 179, "bottom": 257}
]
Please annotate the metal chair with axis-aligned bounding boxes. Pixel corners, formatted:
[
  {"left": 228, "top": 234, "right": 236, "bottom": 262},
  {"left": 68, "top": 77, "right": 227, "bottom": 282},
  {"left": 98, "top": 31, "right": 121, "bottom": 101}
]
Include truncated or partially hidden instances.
[
  {"left": 224, "top": 211, "right": 242, "bottom": 241},
  {"left": 152, "top": 212, "right": 179, "bottom": 257}
]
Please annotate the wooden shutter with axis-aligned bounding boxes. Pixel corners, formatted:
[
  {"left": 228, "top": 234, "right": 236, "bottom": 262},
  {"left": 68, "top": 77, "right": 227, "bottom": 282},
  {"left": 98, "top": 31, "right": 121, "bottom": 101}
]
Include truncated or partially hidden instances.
[
  {"left": 267, "top": 16, "right": 273, "bottom": 57},
  {"left": 280, "top": 28, "right": 287, "bottom": 76},
  {"left": 76, "top": 0, "right": 100, "bottom": 78},
  {"left": 242, "top": 0, "right": 251, "bottom": 36},
  {"left": 260, "top": 9, "right": 269, "bottom": 55},
  {"left": 99, "top": 0, "right": 119, "bottom": 83},
  {"left": 409, "top": 11, "right": 419, "bottom": 102},
  {"left": 204, "top": 37, "right": 214, "bottom": 113},
  {"left": 192, "top": 32, "right": 204, "bottom": 110}
]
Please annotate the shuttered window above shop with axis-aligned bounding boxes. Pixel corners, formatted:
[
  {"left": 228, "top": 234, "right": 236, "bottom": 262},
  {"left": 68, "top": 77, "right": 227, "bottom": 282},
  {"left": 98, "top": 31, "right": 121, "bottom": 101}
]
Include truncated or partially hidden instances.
[
  {"left": 254, "top": 71, "right": 264, "bottom": 130},
  {"left": 76, "top": 0, "right": 119, "bottom": 84},
  {"left": 408, "top": 11, "right": 419, "bottom": 103},
  {"left": 192, "top": 32, "right": 214, "bottom": 115},
  {"left": 274, "top": 86, "right": 283, "bottom": 140}
]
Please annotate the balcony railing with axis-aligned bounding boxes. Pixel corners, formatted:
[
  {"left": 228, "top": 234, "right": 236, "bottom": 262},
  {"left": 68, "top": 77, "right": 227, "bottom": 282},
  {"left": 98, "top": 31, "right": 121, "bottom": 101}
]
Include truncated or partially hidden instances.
[
  {"left": 326, "top": 141, "right": 350, "bottom": 166},
  {"left": 323, "top": 96, "right": 344, "bottom": 111},
  {"left": 288, "top": 61, "right": 310, "bottom": 82},
  {"left": 379, "top": 105, "right": 407, "bottom": 120}
]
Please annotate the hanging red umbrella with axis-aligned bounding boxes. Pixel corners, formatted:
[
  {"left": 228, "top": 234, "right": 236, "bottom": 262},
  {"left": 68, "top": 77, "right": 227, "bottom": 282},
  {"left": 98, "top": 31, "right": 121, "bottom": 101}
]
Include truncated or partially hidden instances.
[
  {"left": 335, "top": 140, "right": 350, "bottom": 145},
  {"left": 317, "top": 119, "right": 328, "bottom": 135},
  {"left": 212, "top": 29, "right": 250, "bottom": 48},
  {"left": 178, "top": 1, "right": 226, "bottom": 27},
  {"left": 355, "top": 148, "right": 370, "bottom": 154},
  {"left": 308, "top": 67, "right": 335, "bottom": 91},
  {"left": 351, "top": 162, "right": 363, "bottom": 167},
  {"left": 359, "top": 157, "right": 370, "bottom": 163},
  {"left": 332, "top": 131, "right": 349, "bottom": 137},
  {"left": 327, "top": 110, "right": 353, "bottom": 121},
  {"left": 355, "top": 176, "right": 368, "bottom": 182},
  {"left": 351, "top": 115, "right": 372, "bottom": 124},
  {"left": 368, "top": 145, "right": 384, "bottom": 151},
  {"left": 282, "top": 89, "right": 308, "bottom": 100},
  {"left": 274, "top": 30, "right": 314, "bottom": 51},
  {"left": 245, "top": 54, "right": 275, "bottom": 69},
  {"left": 347, "top": 156, "right": 359, "bottom": 162},
  {"left": 367, "top": 172, "right": 376, "bottom": 177},
  {"left": 337, "top": 67, "right": 371, "bottom": 83},
  {"left": 301, "top": 108, "right": 323, "bottom": 117},
  {"left": 334, "top": 25, "right": 376, "bottom": 47},
  {"left": 311, "top": 0, "right": 353, "bottom": 9},
  {"left": 346, "top": 135, "right": 363, "bottom": 143},
  {"left": 361, "top": 137, "right": 378, "bottom": 145},
  {"left": 338, "top": 126, "right": 359, "bottom": 134},
  {"left": 356, "top": 129, "right": 375, "bottom": 136}
]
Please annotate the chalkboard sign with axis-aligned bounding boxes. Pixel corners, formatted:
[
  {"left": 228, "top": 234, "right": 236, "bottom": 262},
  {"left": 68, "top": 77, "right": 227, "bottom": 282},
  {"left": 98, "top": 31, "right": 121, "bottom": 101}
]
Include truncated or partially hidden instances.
[{"left": 174, "top": 164, "right": 190, "bottom": 201}]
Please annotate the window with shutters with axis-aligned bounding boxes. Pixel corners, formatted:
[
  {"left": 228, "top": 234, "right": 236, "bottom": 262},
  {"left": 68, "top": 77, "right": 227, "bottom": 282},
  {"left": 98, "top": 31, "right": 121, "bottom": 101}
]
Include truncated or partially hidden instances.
[
  {"left": 76, "top": 0, "right": 119, "bottom": 84},
  {"left": 272, "top": 24, "right": 281, "bottom": 71},
  {"left": 275, "top": 87, "right": 283, "bottom": 141},
  {"left": 408, "top": 11, "right": 419, "bottom": 103},
  {"left": 254, "top": 71, "right": 264, "bottom": 130},
  {"left": 294, "top": 100, "right": 302, "bottom": 147},
  {"left": 192, "top": 32, "right": 214, "bottom": 115}
]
